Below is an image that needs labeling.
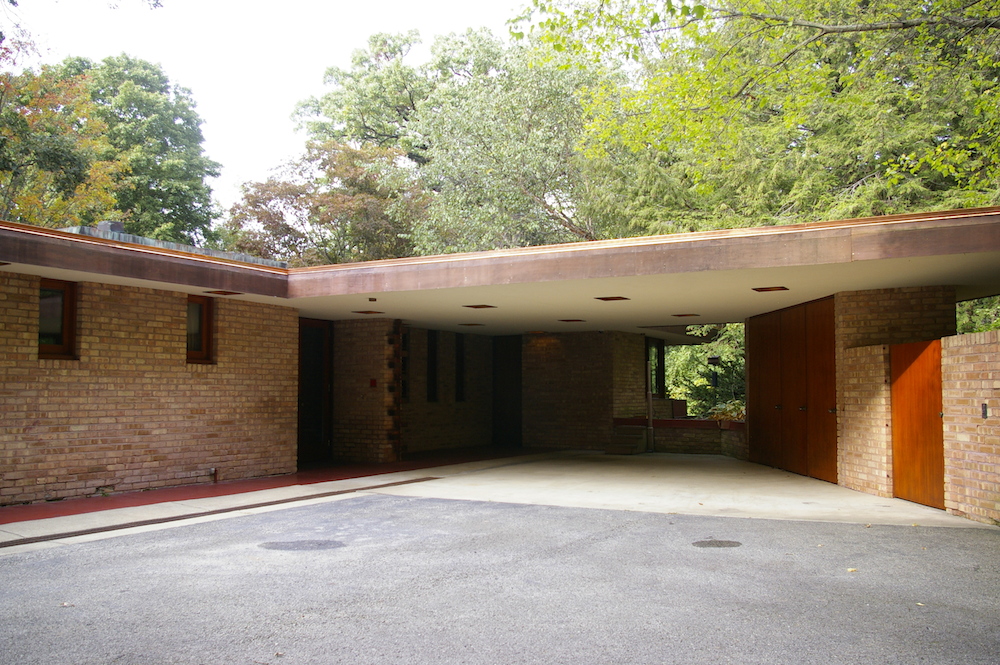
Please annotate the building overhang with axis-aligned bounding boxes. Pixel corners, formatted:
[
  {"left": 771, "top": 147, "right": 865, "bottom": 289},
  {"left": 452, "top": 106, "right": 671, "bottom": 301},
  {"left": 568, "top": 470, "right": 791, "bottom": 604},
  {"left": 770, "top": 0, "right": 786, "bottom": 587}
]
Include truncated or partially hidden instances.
[{"left": 3, "top": 207, "right": 1000, "bottom": 340}]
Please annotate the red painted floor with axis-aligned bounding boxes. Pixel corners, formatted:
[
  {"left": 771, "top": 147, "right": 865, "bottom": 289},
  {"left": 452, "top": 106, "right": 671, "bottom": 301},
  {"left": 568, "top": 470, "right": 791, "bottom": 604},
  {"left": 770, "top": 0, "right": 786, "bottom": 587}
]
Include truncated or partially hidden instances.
[{"left": 0, "top": 447, "right": 537, "bottom": 526}]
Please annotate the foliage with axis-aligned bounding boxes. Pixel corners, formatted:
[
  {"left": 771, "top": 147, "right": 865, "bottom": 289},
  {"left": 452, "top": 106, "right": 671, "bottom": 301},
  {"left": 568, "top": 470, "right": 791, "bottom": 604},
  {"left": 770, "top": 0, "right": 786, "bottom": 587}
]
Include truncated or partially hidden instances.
[
  {"left": 222, "top": 141, "right": 423, "bottom": 266},
  {"left": 663, "top": 324, "right": 745, "bottom": 417},
  {"left": 957, "top": 296, "right": 1000, "bottom": 333},
  {"left": 58, "top": 55, "right": 220, "bottom": 243},
  {"left": 518, "top": 0, "right": 1000, "bottom": 229},
  {"left": 294, "top": 29, "right": 631, "bottom": 254},
  {"left": 0, "top": 47, "right": 123, "bottom": 227}
]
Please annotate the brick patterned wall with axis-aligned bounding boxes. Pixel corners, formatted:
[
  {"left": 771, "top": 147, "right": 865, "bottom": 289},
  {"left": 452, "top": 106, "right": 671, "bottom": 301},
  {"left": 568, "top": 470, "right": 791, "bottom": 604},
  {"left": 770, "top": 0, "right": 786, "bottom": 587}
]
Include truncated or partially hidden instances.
[
  {"left": 331, "top": 318, "right": 400, "bottom": 463},
  {"left": 522, "top": 332, "right": 613, "bottom": 449},
  {"left": 0, "top": 272, "right": 298, "bottom": 505},
  {"left": 400, "top": 328, "right": 492, "bottom": 453},
  {"left": 836, "top": 345, "right": 893, "bottom": 497},
  {"left": 833, "top": 287, "right": 956, "bottom": 497},
  {"left": 942, "top": 331, "right": 1000, "bottom": 525},
  {"left": 835, "top": 286, "right": 956, "bottom": 350},
  {"left": 652, "top": 427, "right": 721, "bottom": 455},
  {"left": 721, "top": 428, "right": 749, "bottom": 460},
  {"left": 612, "top": 332, "right": 647, "bottom": 418}
]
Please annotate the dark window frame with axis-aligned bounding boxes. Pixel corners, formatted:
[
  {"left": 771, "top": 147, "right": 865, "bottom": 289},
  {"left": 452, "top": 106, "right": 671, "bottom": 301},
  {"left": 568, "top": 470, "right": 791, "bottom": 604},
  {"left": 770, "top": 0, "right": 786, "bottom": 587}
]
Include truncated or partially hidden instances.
[
  {"left": 38, "top": 278, "right": 77, "bottom": 360},
  {"left": 186, "top": 295, "right": 214, "bottom": 364},
  {"left": 455, "top": 333, "right": 466, "bottom": 403},
  {"left": 426, "top": 329, "right": 438, "bottom": 403}
]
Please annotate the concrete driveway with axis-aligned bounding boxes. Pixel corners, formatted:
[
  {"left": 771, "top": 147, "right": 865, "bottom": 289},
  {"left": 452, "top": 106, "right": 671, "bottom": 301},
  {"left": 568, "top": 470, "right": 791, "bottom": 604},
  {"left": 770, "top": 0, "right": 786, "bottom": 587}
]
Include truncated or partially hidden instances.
[{"left": 1, "top": 452, "right": 998, "bottom": 664}]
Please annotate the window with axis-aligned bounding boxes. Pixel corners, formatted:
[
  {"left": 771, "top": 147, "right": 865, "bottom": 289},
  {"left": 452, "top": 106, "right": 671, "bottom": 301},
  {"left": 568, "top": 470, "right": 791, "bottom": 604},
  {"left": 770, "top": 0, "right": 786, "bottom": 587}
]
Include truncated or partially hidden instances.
[
  {"left": 647, "top": 337, "right": 666, "bottom": 397},
  {"left": 426, "top": 329, "right": 438, "bottom": 402},
  {"left": 455, "top": 333, "right": 466, "bottom": 402},
  {"left": 186, "top": 295, "right": 214, "bottom": 363},
  {"left": 38, "top": 278, "right": 77, "bottom": 359}
]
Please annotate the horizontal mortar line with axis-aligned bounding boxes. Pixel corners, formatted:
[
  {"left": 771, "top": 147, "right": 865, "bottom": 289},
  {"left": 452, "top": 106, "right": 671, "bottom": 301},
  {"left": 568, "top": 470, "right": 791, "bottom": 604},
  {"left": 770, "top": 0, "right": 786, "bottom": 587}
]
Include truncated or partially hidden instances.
[{"left": 0, "top": 476, "right": 440, "bottom": 549}]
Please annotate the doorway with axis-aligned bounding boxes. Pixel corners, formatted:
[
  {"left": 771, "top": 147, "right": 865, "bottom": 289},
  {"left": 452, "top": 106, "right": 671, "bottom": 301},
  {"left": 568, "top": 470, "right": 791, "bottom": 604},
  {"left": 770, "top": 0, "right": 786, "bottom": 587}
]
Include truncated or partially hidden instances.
[
  {"left": 298, "top": 318, "right": 334, "bottom": 465},
  {"left": 890, "top": 339, "right": 945, "bottom": 509}
]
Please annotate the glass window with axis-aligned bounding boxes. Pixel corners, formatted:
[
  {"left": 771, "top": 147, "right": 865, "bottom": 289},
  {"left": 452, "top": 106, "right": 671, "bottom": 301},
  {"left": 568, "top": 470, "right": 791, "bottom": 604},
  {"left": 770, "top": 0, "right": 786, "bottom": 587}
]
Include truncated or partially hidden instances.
[
  {"left": 186, "top": 295, "right": 213, "bottom": 363},
  {"left": 38, "top": 279, "right": 76, "bottom": 359}
]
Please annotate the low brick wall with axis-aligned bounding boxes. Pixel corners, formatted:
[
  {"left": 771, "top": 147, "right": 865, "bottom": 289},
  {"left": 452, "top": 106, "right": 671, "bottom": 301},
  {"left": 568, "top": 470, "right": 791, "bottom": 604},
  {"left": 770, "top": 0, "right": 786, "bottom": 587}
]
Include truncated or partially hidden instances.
[
  {"left": 942, "top": 331, "right": 1000, "bottom": 525},
  {"left": 0, "top": 272, "right": 298, "bottom": 505},
  {"left": 615, "top": 418, "right": 747, "bottom": 459}
]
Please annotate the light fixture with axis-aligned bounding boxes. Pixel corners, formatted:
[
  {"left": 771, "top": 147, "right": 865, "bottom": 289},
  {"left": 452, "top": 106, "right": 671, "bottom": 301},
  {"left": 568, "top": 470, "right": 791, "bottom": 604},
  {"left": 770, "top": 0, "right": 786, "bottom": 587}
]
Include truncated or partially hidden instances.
[
  {"left": 352, "top": 310, "right": 384, "bottom": 315},
  {"left": 463, "top": 304, "right": 496, "bottom": 309},
  {"left": 459, "top": 323, "right": 484, "bottom": 327},
  {"left": 752, "top": 286, "right": 789, "bottom": 292},
  {"left": 672, "top": 313, "right": 699, "bottom": 318},
  {"left": 558, "top": 319, "right": 585, "bottom": 323},
  {"left": 204, "top": 290, "right": 242, "bottom": 296},
  {"left": 595, "top": 296, "right": 630, "bottom": 301}
]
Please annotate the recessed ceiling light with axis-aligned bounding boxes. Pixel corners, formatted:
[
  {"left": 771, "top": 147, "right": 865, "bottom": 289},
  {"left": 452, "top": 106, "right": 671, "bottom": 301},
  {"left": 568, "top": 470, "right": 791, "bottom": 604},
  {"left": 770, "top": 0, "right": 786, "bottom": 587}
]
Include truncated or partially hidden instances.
[
  {"left": 527, "top": 331, "right": 547, "bottom": 334},
  {"left": 369, "top": 297, "right": 377, "bottom": 302},
  {"left": 0, "top": 262, "right": 10, "bottom": 266},
  {"left": 595, "top": 296, "right": 630, "bottom": 301},
  {"left": 204, "top": 290, "right": 242, "bottom": 296},
  {"left": 463, "top": 304, "right": 497, "bottom": 309},
  {"left": 558, "top": 319, "right": 586, "bottom": 323},
  {"left": 672, "top": 313, "right": 699, "bottom": 318},
  {"left": 752, "top": 286, "right": 789, "bottom": 292},
  {"left": 352, "top": 310, "right": 384, "bottom": 315},
  {"left": 459, "top": 323, "right": 484, "bottom": 327}
]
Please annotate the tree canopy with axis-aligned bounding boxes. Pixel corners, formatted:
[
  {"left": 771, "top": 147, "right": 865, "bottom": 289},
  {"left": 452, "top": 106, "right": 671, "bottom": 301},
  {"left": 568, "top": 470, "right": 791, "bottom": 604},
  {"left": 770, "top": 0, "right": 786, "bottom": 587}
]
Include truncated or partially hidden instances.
[{"left": 58, "top": 55, "right": 220, "bottom": 243}]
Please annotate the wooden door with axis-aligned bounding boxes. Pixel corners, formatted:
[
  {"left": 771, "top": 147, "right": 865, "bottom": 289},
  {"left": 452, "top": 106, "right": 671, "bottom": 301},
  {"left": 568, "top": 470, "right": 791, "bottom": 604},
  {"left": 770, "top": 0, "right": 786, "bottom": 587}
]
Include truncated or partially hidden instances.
[
  {"left": 891, "top": 340, "right": 944, "bottom": 509},
  {"left": 779, "top": 306, "right": 809, "bottom": 476},
  {"left": 806, "top": 298, "right": 837, "bottom": 483},
  {"left": 298, "top": 319, "right": 333, "bottom": 465},
  {"left": 747, "top": 311, "right": 782, "bottom": 467}
]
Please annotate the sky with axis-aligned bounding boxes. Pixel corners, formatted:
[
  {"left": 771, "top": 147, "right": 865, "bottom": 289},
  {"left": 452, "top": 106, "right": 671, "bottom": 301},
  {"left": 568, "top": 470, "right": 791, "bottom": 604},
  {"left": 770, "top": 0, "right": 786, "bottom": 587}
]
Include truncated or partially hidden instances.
[{"left": 12, "top": 0, "right": 530, "bottom": 210}]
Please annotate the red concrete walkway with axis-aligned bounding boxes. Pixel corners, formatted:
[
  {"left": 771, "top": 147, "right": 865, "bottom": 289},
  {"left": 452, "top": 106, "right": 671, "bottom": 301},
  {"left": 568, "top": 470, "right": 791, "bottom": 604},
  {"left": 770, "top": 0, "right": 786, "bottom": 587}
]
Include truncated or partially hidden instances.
[{"left": 0, "top": 447, "right": 536, "bottom": 526}]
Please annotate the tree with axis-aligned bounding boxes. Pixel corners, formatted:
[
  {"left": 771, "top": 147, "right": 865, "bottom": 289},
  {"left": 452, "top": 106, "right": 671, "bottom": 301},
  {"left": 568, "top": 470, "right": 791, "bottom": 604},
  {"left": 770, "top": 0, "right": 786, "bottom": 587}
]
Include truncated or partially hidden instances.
[
  {"left": 519, "top": 0, "right": 1000, "bottom": 228},
  {"left": 58, "top": 55, "right": 219, "bottom": 243},
  {"left": 0, "top": 48, "right": 122, "bottom": 227},
  {"left": 663, "top": 324, "right": 746, "bottom": 417},
  {"left": 222, "top": 141, "right": 423, "bottom": 266},
  {"left": 296, "top": 29, "right": 630, "bottom": 254}
]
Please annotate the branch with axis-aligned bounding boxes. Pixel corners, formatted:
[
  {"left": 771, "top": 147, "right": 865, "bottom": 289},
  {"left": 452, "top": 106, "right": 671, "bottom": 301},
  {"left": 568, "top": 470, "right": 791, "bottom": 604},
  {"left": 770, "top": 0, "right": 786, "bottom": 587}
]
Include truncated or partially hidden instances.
[{"left": 706, "top": 8, "right": 1000, "bottom": 34}]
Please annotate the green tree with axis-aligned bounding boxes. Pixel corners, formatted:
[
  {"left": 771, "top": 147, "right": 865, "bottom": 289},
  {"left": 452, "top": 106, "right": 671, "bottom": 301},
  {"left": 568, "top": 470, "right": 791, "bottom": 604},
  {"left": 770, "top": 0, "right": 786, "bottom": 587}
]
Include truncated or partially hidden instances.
[
  {"left": 222, "top": 141, "right": 423, "bottom": 266},
  {"left": 521, "top": 0, "right": 1000, "bottom": 228},
  {"left": 663, "top": 324, "right": 745, "bottom": 417},
  {"left": 958, "top": 296, "right": 1000, "bottom": 333},
  {"left": 58, "top": 55, "right": 219, "bottom": 243},
  {"left": 0, "top": 50, "right": 123, "bottom": 227}
]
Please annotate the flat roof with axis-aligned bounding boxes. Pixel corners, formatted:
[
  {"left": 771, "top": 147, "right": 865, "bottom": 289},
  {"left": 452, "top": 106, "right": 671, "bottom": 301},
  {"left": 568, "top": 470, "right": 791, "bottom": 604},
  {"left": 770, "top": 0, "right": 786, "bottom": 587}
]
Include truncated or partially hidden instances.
[{"left": 3, "top": 207, "right": 999, "bottom": 339}]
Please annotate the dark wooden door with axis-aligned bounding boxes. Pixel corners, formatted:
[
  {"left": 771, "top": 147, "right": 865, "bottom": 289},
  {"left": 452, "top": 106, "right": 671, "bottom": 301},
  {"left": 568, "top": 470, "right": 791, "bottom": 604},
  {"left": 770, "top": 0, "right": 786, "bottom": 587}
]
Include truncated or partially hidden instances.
[
  {"left": 780, "top": 306, "right": 809, "bottom": 476},
  {"left": 891, "top": 340, "right": 944, "bottom": 509},
  {"left": 492, "top": 335, "right": 522, "bottom": 447},
  {"left": 806, "top": 298, "right": 837, "bottom": 483},
  {"left": 747, "top": 311, "right": 782, "bottom": 467},
  {"left": 298, "top": 319, "right": 333, "bottom": 465}
]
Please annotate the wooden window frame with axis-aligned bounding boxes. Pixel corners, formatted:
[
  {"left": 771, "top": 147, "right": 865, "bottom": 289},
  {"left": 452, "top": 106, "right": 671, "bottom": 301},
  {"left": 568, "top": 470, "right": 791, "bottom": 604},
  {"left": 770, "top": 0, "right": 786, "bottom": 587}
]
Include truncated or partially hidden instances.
[
  {"left": 186, "top": 295, "right": 214, "bottom": 364},
  {"left": 38, "top": 278, "right": 77, "bottom": 360}
]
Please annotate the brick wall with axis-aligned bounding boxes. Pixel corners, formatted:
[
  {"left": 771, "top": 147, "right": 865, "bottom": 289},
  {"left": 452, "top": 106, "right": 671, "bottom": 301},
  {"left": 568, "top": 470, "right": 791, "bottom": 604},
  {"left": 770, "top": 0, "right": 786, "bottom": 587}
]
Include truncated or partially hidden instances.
[
  {"left": 836, "top": 345, "right": 893, "bottom": 497},
  {"left": 612, "top": 332, "right": 647, "bottom": 418},
  {"left": 522, "top": 332, "right": 614, "bottom": 449},
  {"left": 400, "top": 328, "right": 492, "bottom": 453},
  {"left": 941, "top": 330, "right": 1000, "bottom": 525},
  {"left": 833, "top": 287, "right": 956, "bottom": 497},
  {"left": 331, "top": 318, "right": 400, "bottom": 463},
  {"left": 0, "top": 272, "right": 298, "bottom": 505}
]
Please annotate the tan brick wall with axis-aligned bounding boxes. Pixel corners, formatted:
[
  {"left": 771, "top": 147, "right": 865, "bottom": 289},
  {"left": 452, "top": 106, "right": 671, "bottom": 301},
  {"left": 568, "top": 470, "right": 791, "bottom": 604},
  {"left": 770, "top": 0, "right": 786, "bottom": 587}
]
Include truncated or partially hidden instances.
[
  {"left": 522, "top": 332, "right": 614, "bottom": 449},
  {"left": 652, "top": 427, "right": 722, "bottom": 455},
  {"left": 612, "top": 332, "right": 647, "bottom": 418},
  {"left": 331, "top": 318, "right": 400, "bottom": 463},
  {"left": 833, "top": 287, "right": 955, "bottom": 497},
  {"left": 400, "top": 328, "right": 492, "bottom": 453},
  {"left": 836, "top": 345, "right": 893, "bottom": 497},
  {"left": 942, "top": 330, "right": 1000, "bottom": 525},
  {"left": 0, "top": 272, "right": 298, "bottom": 505}
]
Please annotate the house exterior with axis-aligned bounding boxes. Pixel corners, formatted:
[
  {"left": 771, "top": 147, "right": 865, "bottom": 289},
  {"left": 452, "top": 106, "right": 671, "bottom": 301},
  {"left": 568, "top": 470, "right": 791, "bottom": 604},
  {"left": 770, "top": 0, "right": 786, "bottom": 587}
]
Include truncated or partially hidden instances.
[{"left": 1, "top": 207, "right": 999, "bottom": 525}]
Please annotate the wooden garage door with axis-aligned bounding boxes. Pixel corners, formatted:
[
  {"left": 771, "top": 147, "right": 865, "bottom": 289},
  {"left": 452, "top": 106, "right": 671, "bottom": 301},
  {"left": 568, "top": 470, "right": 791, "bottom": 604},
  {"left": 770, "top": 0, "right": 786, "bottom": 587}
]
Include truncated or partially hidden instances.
[{"left": 891, "top": 340, "right": 944, "bottom": 509}]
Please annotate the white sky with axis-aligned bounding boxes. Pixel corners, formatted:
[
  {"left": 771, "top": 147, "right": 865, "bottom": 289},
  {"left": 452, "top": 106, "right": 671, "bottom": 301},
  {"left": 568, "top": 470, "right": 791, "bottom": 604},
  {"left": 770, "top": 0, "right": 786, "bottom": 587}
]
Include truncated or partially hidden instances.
[{"left": 13, "top": 0, "right": 529, "bottom": 210}]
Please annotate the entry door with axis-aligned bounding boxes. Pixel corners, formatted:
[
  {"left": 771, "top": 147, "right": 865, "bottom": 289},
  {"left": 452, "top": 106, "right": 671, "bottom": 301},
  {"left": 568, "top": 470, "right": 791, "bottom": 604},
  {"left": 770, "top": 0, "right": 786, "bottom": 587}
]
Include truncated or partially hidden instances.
[
  {"left": 891, "top": 340, "right": 944, "bottom": 509},
  {"left": 298, "top": 319, "right": 333, "bottom": 464}
]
